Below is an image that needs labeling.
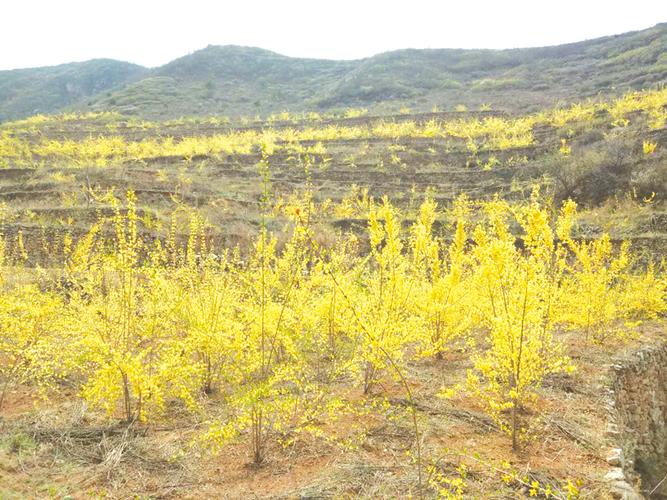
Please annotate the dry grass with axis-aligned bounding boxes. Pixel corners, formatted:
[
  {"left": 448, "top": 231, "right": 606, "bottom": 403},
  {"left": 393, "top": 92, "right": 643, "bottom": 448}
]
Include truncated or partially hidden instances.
[{"left": 1, "top": 322, "right": 663, "bottom": 498}]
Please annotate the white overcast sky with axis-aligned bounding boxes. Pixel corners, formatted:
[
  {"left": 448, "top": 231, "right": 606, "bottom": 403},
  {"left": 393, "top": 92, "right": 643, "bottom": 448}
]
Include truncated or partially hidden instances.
[{"left": 1, "top": 0, "right": 666, "bottom": 70}]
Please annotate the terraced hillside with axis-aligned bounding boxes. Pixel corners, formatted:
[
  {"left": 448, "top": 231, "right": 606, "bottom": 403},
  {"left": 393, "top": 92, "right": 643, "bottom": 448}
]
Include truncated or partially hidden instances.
[
  {"left": 0, "top": 89, "right": 666, "bottom": 499},
  {"left": 0, "top": 88, "right": 665, "bottom": 266},
  {"left": 1, "top": 35, "right": 667, "bottom": 499}
]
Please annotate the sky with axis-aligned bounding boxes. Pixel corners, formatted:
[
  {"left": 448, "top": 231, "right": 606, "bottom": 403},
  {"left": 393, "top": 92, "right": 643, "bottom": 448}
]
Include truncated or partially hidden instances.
[{"left": 1, "top": 0, "right": 666, "bottom": 70}]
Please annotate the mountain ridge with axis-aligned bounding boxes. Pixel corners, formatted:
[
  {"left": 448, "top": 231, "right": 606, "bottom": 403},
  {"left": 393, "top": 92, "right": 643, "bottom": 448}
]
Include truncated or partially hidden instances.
[{"left": 1, "top": 22, "right": 666, "bottom": 121}]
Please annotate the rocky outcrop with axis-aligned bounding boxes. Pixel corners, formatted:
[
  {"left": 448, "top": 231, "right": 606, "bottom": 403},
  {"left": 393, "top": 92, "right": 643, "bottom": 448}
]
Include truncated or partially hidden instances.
[{"left": 606, "top": 344, "right": 667, "bottom": 499}]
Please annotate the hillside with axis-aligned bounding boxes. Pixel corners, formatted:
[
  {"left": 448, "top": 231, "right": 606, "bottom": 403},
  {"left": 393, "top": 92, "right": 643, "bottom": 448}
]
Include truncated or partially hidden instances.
[
  {"left": 0, "top": 88, "right": 665, "bottom": 263},
  {"left": 1, "top": 23, "right": 666, "bottom": 121},
  {"left": 0, "top": 87, "right": 666, "bottom": 497},
  {"left": 0, "top": 59, "right": 146, "bottom": 121},
  {"left": 0, "top": 22, "right": 667, "bottom": 498}
]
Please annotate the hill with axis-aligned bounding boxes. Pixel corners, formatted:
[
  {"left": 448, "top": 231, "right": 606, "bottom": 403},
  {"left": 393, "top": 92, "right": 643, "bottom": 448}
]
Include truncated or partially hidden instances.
[
  {"left": 1, "top": 87, "right": 665, "bottom": 262},
  {"left": 0, "top": 25, "right": 666, "bottom": 500},
  {"left": 1, "top": 23, "right": 666, "bottom": 121},
  {"left": 0, "top": 88, "right": 666, "bottom": 498},
  {"left": 0, "top": 59, "right": 146, "bottom": 121}
]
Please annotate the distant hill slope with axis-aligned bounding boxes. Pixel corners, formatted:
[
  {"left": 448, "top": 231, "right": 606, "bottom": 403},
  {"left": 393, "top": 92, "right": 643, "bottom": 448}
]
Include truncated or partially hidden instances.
[
  {"left": 0, "top": 59, "right": 147, "bottom": 121},
  {"left": 1, "top": 23, "right": 666, "bottom": 121}
]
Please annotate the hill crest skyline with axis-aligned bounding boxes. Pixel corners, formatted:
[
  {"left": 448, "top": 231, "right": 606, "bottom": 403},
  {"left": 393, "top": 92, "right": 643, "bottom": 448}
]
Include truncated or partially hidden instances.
[{"left": 0, "top": 22, "right": 666, "bottom": 121}]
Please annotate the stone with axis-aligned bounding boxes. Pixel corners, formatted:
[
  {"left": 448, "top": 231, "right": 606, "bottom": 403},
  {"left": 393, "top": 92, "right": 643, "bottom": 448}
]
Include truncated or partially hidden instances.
[
  {"left": 609, "top": 480, "right": 641, "bottom": 500},
  {"left": 606, "top": 422, "right": 620, "bottom": 437},
  {"left": 603, "top": 469, "right": 640, "bottom": 500},
  {"left": 604, "top": 467, "right": 625, "bottom": 482},
  {"left": 607, "top": 344, "right": 667, "bottom": 497},
  {"left": 606, "top": 448, "right": 624, "bottom": 467}
]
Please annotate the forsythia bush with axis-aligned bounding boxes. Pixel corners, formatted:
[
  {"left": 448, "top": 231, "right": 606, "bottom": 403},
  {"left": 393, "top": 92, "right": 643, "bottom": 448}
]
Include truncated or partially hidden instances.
[
  {"left": 465, "top": 192, "right": 574, "bottom": 449},
  {"left": 0, "top": 188, "right": 664, "bottom": 464}
]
